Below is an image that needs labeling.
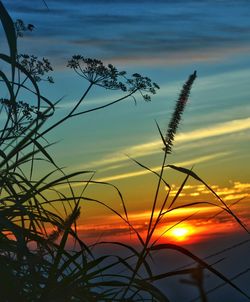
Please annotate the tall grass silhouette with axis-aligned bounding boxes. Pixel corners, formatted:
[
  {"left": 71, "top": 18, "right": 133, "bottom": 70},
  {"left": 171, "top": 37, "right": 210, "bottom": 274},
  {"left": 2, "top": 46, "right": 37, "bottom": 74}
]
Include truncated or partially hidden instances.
[{"left": 0, "top": 2, "right": 249, "bottom": 301}]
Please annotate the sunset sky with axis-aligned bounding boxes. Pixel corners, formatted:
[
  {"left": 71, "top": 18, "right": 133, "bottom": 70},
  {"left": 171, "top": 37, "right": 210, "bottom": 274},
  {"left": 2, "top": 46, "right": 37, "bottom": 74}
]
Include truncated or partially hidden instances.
[
  {"left": 2, "top": 1, "right": 250, "bottom": 298},
  {"left": 3, "top": 0, "right": 250, "bottom": 234}
]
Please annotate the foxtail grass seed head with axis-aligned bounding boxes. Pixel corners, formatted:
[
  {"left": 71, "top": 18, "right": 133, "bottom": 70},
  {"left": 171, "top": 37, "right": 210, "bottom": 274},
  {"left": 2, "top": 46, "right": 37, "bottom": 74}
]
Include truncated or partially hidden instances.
[{"left": 163, "top": 71, "right": 197, "bottom": 153}]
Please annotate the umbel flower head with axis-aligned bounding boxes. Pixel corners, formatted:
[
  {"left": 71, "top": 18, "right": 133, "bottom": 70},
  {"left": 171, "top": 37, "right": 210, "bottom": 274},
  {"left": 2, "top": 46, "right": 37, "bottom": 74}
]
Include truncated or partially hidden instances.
[
  {"left": 17, "top": 54, "right": 54, "bottom": 83},
  {"left": 0, "top": 98, "right": 42, "bottom": 136},
  {"left": 163, "top": 71, "right": 197, "bottom": 154},
  {"left": 67, "top": 55, "right": 127, "bottom": 90},
  {"left": 67, "top": 55, "right": 160, "bottom": 101}
]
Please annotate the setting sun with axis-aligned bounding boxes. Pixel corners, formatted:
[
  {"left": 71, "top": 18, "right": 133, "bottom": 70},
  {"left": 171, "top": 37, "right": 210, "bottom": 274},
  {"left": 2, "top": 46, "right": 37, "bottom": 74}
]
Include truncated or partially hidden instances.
[{"left": 169, "top": 226, "right": 193, "bottom": 241}]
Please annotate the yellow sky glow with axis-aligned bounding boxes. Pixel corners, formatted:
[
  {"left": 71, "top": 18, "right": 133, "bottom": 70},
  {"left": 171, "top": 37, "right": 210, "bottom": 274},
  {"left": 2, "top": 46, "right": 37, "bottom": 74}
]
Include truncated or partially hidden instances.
[{"left": 96, "top": 152, "right": 229, "bottom": 182}]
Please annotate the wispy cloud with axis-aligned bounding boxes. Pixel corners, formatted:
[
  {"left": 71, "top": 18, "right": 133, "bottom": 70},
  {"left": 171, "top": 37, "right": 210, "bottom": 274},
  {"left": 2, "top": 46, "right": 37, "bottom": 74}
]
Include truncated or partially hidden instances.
[
  {"left": 108, "top": 45, "right": 250, "bottom": 67},
  {"left": 96, "top": 152, "right": 229, "bottom": 182},
  {"left": 59, "top": 67, "right": 250, "bottom": 120},
  {"left": 7, "top": 1, "right": 250, "bottom": 64},
  {"left": 80, "top": 117, "right": 250, "bottom": 171},
  {"left": 176, "top": 117, "right": 250, "bottom": 142}
]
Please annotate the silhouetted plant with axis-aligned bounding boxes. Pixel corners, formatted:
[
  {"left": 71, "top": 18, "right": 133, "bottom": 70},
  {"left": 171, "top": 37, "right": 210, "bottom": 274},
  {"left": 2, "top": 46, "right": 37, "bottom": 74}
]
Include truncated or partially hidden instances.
[
  {"left": 17, "top": 54, "right": 54, "bottom": 83},
  {"left": 163, "top": 70, "right": 197, "bottom": 153},
  {"left": 0, "top": 2, "right": 249, "bottom": 302},
  {"left": 14, "top": 19, "right": 34, "bottom": 37},
  {"left": 0, "top": 98, "right": 40, "bottom": 136},
  {"left": 0, "top": 2, "right": 163, "bottom": 301},
  {"left": 67, "top": 55, "right": 159, "bottom": 101}
]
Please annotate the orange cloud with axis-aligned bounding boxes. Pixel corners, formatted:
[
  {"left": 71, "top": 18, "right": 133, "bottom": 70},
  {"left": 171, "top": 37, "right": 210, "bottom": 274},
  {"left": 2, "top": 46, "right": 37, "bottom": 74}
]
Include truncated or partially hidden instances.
[{"left": 169, "top": 182, "right": 250, "bottom": 202}]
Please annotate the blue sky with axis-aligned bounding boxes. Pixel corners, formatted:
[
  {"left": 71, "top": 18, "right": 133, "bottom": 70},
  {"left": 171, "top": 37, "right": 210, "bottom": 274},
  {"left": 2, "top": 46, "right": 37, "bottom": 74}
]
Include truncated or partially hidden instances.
[
  {"left": 3, "top": 0, "right": 250, "bottom": 195},
  {"left": 5, "top": 0, "right": 250, "bottom": 64}
]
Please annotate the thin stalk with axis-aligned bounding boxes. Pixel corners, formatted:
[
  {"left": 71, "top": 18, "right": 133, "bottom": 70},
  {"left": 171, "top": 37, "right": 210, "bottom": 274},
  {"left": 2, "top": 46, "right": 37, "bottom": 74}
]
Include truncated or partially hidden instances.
[
  {"left": 122, "top": 72, "right": 197, "bottom": 299},
  {"left": 121, "top": 150, "right": 168, "bottom": 299},
  {"left": 25, "top": 87, "right": 138, "bottom": 146},
  {"left": 146, "top": 151, "right": 167, "bottom": 242},
  {"left": 39, "top": 82, "right": 94, "bottom": 138},
  {"left": 69, "top": 88, "right": 138, "bottom": 118}
]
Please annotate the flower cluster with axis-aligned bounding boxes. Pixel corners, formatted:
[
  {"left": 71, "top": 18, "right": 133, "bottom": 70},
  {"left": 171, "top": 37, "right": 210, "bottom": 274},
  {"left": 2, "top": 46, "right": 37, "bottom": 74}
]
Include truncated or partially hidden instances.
[
  {"left": 14, "top": 19, "right": 34, "bottom": 38},
  {"left": 0, "top": 98, "right": 41, "bottom": 135},
  {"left": 67, "top": 55, "right": 127, "bottom": 90},
  {"left": 17, "top": 54, "right": 54, "bottom": 83},
  {"left": 126, "top": 73, "right": 160, "bottom": 102},
  {"left": 67, "top": 55, "right": 160, "bottom": 101}
]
